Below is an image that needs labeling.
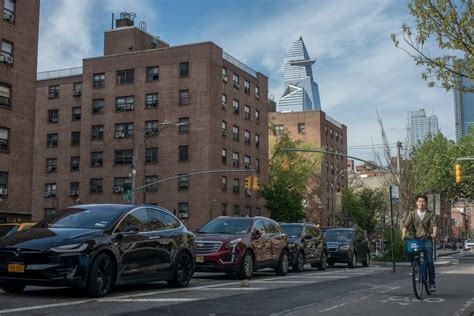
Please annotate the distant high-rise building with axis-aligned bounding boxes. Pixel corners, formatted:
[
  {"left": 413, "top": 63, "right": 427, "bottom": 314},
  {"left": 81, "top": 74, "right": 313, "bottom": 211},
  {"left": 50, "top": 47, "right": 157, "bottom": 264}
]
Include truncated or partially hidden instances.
[
  {"left": 409, "top": 109, "right": 439, "bottom": 147},
  {"left": 277, "top": 37, "right": 321, "bottom": 112},
  {"left": 454, "top": 76, "right": 474, "bottom": 140}
]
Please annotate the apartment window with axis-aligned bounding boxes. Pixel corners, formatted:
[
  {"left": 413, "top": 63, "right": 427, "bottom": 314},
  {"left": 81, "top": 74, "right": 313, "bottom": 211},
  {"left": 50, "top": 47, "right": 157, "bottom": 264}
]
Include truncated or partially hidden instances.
[
  {"left": 113, "top": 177, "right": 131, "bottom": 193},
  {"left": 244, "top": 207, "right": 251, "bottom": 217},
  {"left": 90, "top": 178, "right": 103, "bottom": 193},
  {"left": 1, "top": 40, "right": 13, "bottom": 62},
  {"left": 1, "top": 127, "right": 10, "bottom": 152},
  {"left": 244, "top": 105, "right": 251, "bottom": 120},
  {"left": 47, "top": 133, "right": 58, "bottom": 148},
  {"left": 92, "top": 99, "right": 104, "bottom": 114},
  {"left": 3, "top": 0, "right": 15, "bottom": 22},
  {"left": 325, "top": 125, "right": 328, "bottom": 135},
  {"left": 48, "top": 85, "right": 59, "bottom": 99},
  {"left": 69, "top": 182, "right": 79, "bottom": 196},
  {"left": 44, "top": 208, "right": 56, "bottom": 217},
  {"left": 71, "top": 131, "right": 80, "bottom": 146},
  {"left": 232, "top": 73, "right": 239, "bottom": 88},
  {"left": 232, "top": 99, "right": 239, "bottom": 114},
  {"left": 178, "top": 145, "right": 189, "bottom": 161},
  {"left": 256, "top": 207, "right": 261, "bottom": 216},
  {"left": 91, "top": 125, "right": 104, "bottom": 141},
  {"left": 244, "top": 80, "right": 250, "bottom": 94},
  {"left": 335, "top": 131, "right": 339, "bottom": 141},
  {"left": 116, "top": 96, "right": 134, "bottom": 111},
  {"left": 176, "top": 117, "right": 189, "bottom": 134},
  {"left": 232, "top": 125, "right": 239, "bottom": 142},
  {"left": 221, "top": 148, "right": 227, "bottom": 164},
  {"left": 330, "top": 128, "right": 333, "bottom": 138},
  {"left": 144, "top": 121, "right": 157, "bottom": 136},
  {"left": 115, "top": 122, "right": 134, "bottom": 139},
  {"left": 255, "top": 85, "right": 260, "bottom": 100},
  {"left": 233, "top": 205, "right": 240, "bottom": 216},
  {"left": 92, "top": 73, "right": 105, "bottom": 89},
  {"left": 274, "top": 124, "right": 284, "bottom": 136},
  {"left": 45, "top": 158, "right": 57, "bottom": 173},
  {"left": 326, "top": 180, "right": 329, "bottom": 192},
  {"left": 91, "top": 151, "right": 103, "bottom": 167},
  {"left": 221, "top": 204, "right": 227, "bottom": 216},
  {"left": 331, "top": 164, "right": 334, "bottom": 174},
  {"left": 145, "top": 93, "right": 159, "bottom": 109},
  {"left": 256, "top": 159, "right": 260, "bottom": 174},
  {"left": 145, "top": 175, "right": 158, "bottom": 191},
  {"left": 145, "top": 147, "right": 158, "bottom": 163},
  {"left": 222, "top": 94, "right": 227, "bottom": 109},
  {"left": 72, "top": 107, "right": 81, "bottom": 121},
  {"left": 255, "top": 134, "right": 260, "bottom": 148},
  {"left": 244, "top": 155, "right": 251, "bottom": 169},
  {"left": 179, "top": 90, "right": 189, "bottom": 105},
  {"left": 73, "top": 82, "right": 82, "bottom": 96},
  {"left": 114, "top": 149, "right": 133, "bottom": 165},
  {"left": 222, "top": 67, "right": 228, "bottom": 82},
  {"left": 44, "top": 183, "right": 57, "bottom": 197},
  {"left": 221, "top": 121, "right": 227, "bottom": 137},
  {"left": 70, "top": 156, "right": 80, "bottom": 172},
  {"left": 178, "top": 175, "right": 189, "bottom": 191},
  {"left": 232, "top": 178, "right": 240, "bottom": 194},
  {"left": 232, "top": 152, "right": 239, "bottom": 168},
  {"left": 47, "top": 109, "right": 59, "bottom": 123},
  {"left": 0, "top": 83, "right": 11, "bottom": 108},
  {"left": 244, "top": 130, "right": 250, "bottom": 145},
  {"left": 0, "top": 172, "right": 7, "bottom": 195},
  {"left": 340, "top": 134, "right": 344, "bottom": 145},
  {"left": 178, "top": 203, "right": 189, "bottom": 218},
  {"left": 116, "top": 69, "right": 134, "bottom": 85},
  {"left": 221, "top": 176, "right": 227, "bottom": 192},
  {"left": 325, "top": 143, "right": 328, "bottom": 151},
  {"left": 179, "top": 62, "right": 189, "bottom": 77},
  {"left": 146, "top": 66, "right": 159, "bottom": 81},
  {"left": 298, "top": 123, "right": 305, "bottom": 134},
  {"left": 255, "top": 110, "right": 260, "bottom": 124},
  {"left": 325, "top": 161, "right": 329, "bottom": 173}
]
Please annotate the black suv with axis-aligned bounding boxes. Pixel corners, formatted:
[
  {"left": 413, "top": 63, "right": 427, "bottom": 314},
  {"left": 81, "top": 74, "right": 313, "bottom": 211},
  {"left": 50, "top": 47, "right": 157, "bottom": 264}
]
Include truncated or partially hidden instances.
[
  {"left": 323, "top": 227, "right": 370, "bottom": 268},
  {"left": 280, "top": 223, "right": 327, "bottom": 272}
]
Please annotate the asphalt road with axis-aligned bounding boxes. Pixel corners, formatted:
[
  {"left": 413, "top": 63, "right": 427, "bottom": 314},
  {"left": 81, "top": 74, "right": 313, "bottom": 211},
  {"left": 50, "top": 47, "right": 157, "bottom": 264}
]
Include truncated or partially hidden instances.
[{"left": 0, "top": 252, "right": 473, "bottom": 316}]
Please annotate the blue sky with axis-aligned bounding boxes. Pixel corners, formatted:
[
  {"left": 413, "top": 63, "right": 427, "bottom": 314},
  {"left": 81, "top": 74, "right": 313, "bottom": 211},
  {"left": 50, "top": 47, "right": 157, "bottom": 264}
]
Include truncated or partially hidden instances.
[{"left": 38, "top": 0, "right": 454, "bottom": 162}]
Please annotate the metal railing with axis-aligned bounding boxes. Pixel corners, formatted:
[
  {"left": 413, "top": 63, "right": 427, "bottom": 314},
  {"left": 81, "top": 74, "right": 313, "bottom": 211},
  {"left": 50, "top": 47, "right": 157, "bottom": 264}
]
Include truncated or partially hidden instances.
[
  {"left": 37, "top": 67, "right": 83, "bottom": 81},
  {"left": 223, "top": 52, "right": 257, "bottom": 78},
  {"left": 326, "top": 114, "right": 343, "bottom": 129}
]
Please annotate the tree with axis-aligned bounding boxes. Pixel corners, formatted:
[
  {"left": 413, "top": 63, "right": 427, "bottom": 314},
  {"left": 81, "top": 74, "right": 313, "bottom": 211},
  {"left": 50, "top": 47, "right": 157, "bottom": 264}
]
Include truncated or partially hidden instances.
[{"left": 391, "top": 0, "right": 473, "bottom": 92}]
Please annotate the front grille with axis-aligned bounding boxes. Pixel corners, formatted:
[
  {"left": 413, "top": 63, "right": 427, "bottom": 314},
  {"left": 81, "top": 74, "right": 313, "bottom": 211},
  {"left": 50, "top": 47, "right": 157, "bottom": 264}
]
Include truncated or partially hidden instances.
[
  {"left": 195, "top": 241, "right": 222, "bottom": 254},
  {"left": 0, "top": 248, "right": 49, "bottom": 264},
  {"left": 327, "top": 245, "right": 339, "bottom": 252}
]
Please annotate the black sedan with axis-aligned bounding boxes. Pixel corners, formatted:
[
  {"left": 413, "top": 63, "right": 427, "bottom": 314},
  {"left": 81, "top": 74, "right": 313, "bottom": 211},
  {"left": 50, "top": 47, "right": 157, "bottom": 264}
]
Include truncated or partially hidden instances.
[{"left": 0, "top": 204, "right": 195, "bottom": 297}]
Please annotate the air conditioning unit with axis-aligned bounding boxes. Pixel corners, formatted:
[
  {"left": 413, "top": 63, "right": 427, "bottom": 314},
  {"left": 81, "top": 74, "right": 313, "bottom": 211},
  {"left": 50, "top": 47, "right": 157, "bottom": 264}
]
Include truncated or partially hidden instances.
[
  {"left": 93, "top": 162, "right": 101, "bottom": 167},
  {"left": 0, "top": 188, "right": 7, "bottom": 195},
  {"left": 114, "top": 186, "right": 124, "bottom": 193},
  {"left": 52, "top": 117, "right": 58, "bottom": 123},
  {"left": 3, "top": 12, "right": 14, "bottom": 22},
  {"left": 147, "top": 101, "right": 157, "bottom": 108},
  {"left": 222, "top": 76, "right": 228, "bottom": 82},
  {"left": 178, "top": 213, "right": 188, "bottom": 219},
  {"left": 73, "top": 90, "right": 82, "bottom": 97},
  {"left": 244, "top": 87, "right": 250, "bottom": 94},
  {"left": 233, "top": 81, "right": 239, "bottom": 88},
  {"left": 222, "top": 130, "right": 227, "bottom": 137},
  {"left": 44, "top": 192, "right": 52, "bottom": 197},
  {"left": 0, "top": 54, "right": 13, "bottom": 64},
  {"left": 46, "top": 166, "right": 55, "bottom": 173},
  {"left": 123, "top": 104, "right": 133, "bottom": 110},
  {"left": 222, "top": 102, "right": 227, "bottom": 109},
  {"left": 69, "top": 190, "right": 79, "bottom": 196},
  {"left": 115, "top": 131, "right": 125, "bottom": 139}
]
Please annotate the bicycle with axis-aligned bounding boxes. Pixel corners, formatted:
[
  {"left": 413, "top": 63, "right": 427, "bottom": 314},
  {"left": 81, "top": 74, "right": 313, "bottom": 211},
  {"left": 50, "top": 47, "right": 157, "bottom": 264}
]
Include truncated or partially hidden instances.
[{"left": 406, "top": 239, "right": 432, "bottom": 299}]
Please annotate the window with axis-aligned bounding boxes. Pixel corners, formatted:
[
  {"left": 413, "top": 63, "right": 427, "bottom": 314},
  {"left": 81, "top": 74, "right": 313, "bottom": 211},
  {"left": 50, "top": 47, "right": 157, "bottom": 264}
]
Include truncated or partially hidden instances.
[
  {"left": 47, "top": 133, "right": 58, "bottom": 148},
  {"left": 72, "top": 107, "right": 81, "bottom": 121},
  {"left": 1, "top": 40, "right": 13, "bottom": 63},
  {"left": 340, "top": 134, "right": 344, "bottom": 145},
  {"left": 232, "top": 178, "right": 240, "bottom": 194},
  {"left": 222, "top": 94, "right": 227, "bottom": 109},
  {"left": 91, "top": 151, "right": 103, "bottom": 167},
  {"left": 145, "top": 176, "right": 158, "bottom": 191},
  {"left": 256, "top": 159, "right": 260, "bottom": 174},
  {"left": 325, "top": 125, "right": 328, "bottom": 135},
  {"left": 73, "top": 82, "right": 82, "bottom": 96},
  {"left": 179, "top": 145, "right": 189, "bottom": 161},
  {"left": 90, "top": 178, "right": 103, "bottom": 193},
  {"left": 232, "top": 73, "right": 239, "bottom": 88},
  {"left": 0, "top": 83, "right": 11, "bottom": 108},
  {"left": 330, "top": 128, "right": 333, "bottom": 138},
  {"left": 244, "top": 207, "right": 251, "bottom": 217},
  {"left": 44, "top": 183, "right": 57, "bottom": 197},
  {"left": 144, "top": 120, "right": 158, "bottom": 136},
  {"left": 146, "top": 66, "right": 159, "bottom": 81},
  {"left": 255, "top": 85, "right": 260, "bottom": 99},
  {"left": 93, "top": 73, "right": 105, "bottom": 89},
  {"left": 69, "top": 182, "right": 79, "bottom": 196},
  {"left": 244, "top": 105, "right": 251, "bottom": 120},
  {"left": 145, "top": 93, "right": 159, "bottom": 108},
  {"left": 221, "top": 121, "right": 227, "bottom": 137},
  {"left": 114, "top": 149, "right": 133, "bottom": 165},
  {"left": 244, "top": 80, "right": 250, "bottom": 94},
  {"left": 255, "top": 110, "right": 260, "bottom": 124},
  {"left": 256, "top": 207, "right": 261, "bottom": 216},
  {"left": 178, "top": 203, "right": 189, "bottom": 218},
  {"left": 178, "top": 117, "right": 189, "bottom": 134},
  {"left": 71, "top": 131, "right": 80, "bottom": 146},
  {"left": 274, "top": 124, "right": 284, "bottom": 135},
  {"left": 232, "top": 152, "right": 239, "bottom": 168},
  {"left": 48, "top": 85, "right": 59, "bottom": 99},
  {"left": 115, "top": 122, "right": 134, "bottom": 138},
  {"left": 116, "top": 96, "right": 134, "bottom": 111},
  {"left": 179, "top": 62, "right": 189, "bottom": 77},
  {"left": 221, "top": 148, "right": 227, "bottom": 164},
  {"left": 3, "top": 0, "right": 15, "bottom": 22},
  {"left": 233, "top": 205, "right": 240, "bottom": 216},
  {"left": 255, "top": 134, "right": 260, "bottom": 148},
  {"left": 221, "top": 204, "right": 227, "bottom": 216},
  {"left": 44, "top": 208, "right": 56, "bottom": 217},
  {"left": 335, "top": 131, "right": 339, "bottom": 141},
  {"left": 0, "top": 127, "right": 9, "bottom": 152},
  {"left": 116, "top": 69, "right": 134, "bottom": 85},
  {"left": 113, "top": 177, "right": 132, "bottom": 193},
  {"left": 232, "top": 125, "right": 239, "bottom": 141},
  {"left": 70, "top": 156, "right": 80, "bottom": 172},
  {"left": 92, "top": 99, "right": 104, "bottom": 114},
  {"left": 244, "top": 130, "right": 250, "bottom": 145},
  {"left": 331, "top": 164, "right": 334, "bottom": 174},
  {"left": 232, "top": 99, "right": 239, "bottom": 114},
  {"left": 298, "top": 123, "right": 305, "bottom": 134},
  {"left": 178, "top": 175, "right": 189, "bottom": 191},
  {"left": 145, "top": 147, "right": 158, "bottom": 163},
  {"left": 244, "top": 155, "right": 251, "bottom": 169},
  {"left": 0, "top": 172, "right": 7, "bottom": 195},
  {"left": 222, "top": 67, "right": 228, "bottom": 82},
  {"left": 91, "top": 125, "right": 104, "bottom": 141},
  {"left": 179, "top": 90, "right": 189, "bottom": 105},
  {"left": 45, "top": 158, "right": 57, "bottom": 173},
  {"left": 48, "top": 109, "right": 59, "bottom": 123},
  {"left": 221, "top": 176, "right": 227, "bottom": 192}
]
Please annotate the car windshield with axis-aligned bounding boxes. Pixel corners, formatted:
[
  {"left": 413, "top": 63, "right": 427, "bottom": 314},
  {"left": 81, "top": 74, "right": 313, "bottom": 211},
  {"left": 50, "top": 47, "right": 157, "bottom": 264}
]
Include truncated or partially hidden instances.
[
  {"left": 198, "top": 218, "right": 253, "bottom": 234},
  {"left": 324, "top": 230, "right": 354, "bottom": 242},
  {"left": 35, "top": 207, "right": 125, "bottom": 229},
  {"left": 467, "top": 240, "right": 474, "bottom": 243},
  {"left": 0, "top": 225, "right": 18, "bottom": 237},
  {"left": 281, "top": 225, "right": 302, "bottom": 238}
]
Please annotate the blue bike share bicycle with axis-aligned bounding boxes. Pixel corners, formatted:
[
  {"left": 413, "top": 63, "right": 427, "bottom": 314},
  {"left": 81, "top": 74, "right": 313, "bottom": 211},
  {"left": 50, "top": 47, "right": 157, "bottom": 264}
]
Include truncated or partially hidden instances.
[{"left": 406, "top": 239, "right": 432, "bottom": 299}]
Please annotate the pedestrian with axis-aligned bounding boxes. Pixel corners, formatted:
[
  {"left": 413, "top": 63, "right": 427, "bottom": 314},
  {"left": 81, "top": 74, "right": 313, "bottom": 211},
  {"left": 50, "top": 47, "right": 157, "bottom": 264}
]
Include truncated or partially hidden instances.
[{"left": 401, "top": 194, "right": 438, "bottom": 292}]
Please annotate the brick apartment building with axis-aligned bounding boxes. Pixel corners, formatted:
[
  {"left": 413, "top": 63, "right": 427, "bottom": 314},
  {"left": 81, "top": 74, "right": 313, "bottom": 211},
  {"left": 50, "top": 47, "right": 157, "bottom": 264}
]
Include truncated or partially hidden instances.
[
  {"left": 32, "top": 14, "right": 269, "bottom": 229},
  {"left": 0, "top": 0, "right": 40, "bottom": 223},
  {"left": 269, "top": 110, "right": 347, "bottom": 226}
]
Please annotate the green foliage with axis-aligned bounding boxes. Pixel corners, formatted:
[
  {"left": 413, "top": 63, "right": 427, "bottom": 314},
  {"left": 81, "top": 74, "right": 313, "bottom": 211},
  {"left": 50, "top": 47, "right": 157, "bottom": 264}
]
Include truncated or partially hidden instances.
[
  {"left": 380, "top": 228, "right": 407, "bottom": 262},
  {"left": 261, "top": 179, "right": 305, "bottom": 222}
]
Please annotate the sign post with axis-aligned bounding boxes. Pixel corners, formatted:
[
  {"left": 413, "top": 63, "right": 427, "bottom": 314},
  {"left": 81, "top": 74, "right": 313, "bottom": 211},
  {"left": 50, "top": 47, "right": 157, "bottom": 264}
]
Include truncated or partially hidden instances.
[{"left": 390, "top": 185, "right": 399, "bottom": 273}]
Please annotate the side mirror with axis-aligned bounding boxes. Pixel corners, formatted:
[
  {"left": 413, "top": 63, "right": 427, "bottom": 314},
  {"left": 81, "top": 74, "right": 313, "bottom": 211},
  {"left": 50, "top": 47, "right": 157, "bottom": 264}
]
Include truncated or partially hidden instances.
[{"left": 252, "top": 229, "right": 262, "bottom": 240}]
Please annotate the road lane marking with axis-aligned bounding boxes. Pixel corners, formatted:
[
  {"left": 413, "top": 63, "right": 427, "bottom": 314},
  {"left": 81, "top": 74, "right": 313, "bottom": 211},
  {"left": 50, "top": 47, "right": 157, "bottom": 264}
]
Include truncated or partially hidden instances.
[
  {"left": 189, "top": 287, "right": 265, "bottom": 291},
  {"left": 102, "top": 298, "right": 199, "bottom": 302},
  {"left": 0, "top": 300, "right": 93, "bottom": 314},
  {"left": 453, "top": 297, "right": 474, "bottom": 316},
  {"left": 251, "top": 280, "right": 316, "bottom": 283}
]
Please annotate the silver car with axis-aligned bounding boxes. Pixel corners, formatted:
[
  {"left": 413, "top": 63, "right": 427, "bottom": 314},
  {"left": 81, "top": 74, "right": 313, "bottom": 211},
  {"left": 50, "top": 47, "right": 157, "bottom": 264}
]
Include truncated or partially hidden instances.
[{"left": 464, "top": 239, "right": 474, "bottom": 251}]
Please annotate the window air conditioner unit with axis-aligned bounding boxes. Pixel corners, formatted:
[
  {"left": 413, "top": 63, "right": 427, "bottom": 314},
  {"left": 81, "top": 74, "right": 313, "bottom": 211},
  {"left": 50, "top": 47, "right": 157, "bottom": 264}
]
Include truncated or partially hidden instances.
[
  {"left": 0, "top": 54, "right": 13, "bottom": 64},
  {"left": 222, "top": 130, "right": 227, "bottom": 137},
  {"left": 52, "top": 117, "right": 58, "bottom": 123},
  {"left": 3, "top": 12, "right": 14, "bottom": 22},
  {"left": 46, "top": 166, "right": 54, "bottom": 173},
  {"left": 233, "top": 81, "right": 239, "bottom": 88},
  {"left": 44, "top": 192, "right": 52, "bottom": 197},
  {"left": 73, "top": 90, "right": 82, "bottom": 97},
  {"left": 222, "top": 102, "right": 227, "bottom": 109},
  {"left": 69, "top": 190, "right": 79, "bottom": 196},
  {"left": 115, "top": 131, "right": 125, "bottom": 138},
  {"left": 0, "top": 188, "right": 7, "bottom": 195},
  {"left": 123, "top": 104, "right": 133, "bottom": 110},
  {"left": 93, "top": 162, "right": 101, "bottom": 167},
  {"left": 222, "top": 76, "right": 227, "bottom": 82},
  {"left": 114, "top": 186, "right": 124, "bottom": 193},
  {"left": 178, "top": 213, "right": 188, "bottom": 219}
]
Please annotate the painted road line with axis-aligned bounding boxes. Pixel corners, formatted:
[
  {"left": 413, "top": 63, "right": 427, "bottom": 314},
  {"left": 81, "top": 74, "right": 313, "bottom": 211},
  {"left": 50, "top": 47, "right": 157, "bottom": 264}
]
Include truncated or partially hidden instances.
[
  {"left": 251, "top": 280, "right": 317, "bottom": 283},
  {"left": 188, "top": 287, "right": 265, "bottom": 291},
  {"left": 0, "top": 300, "right": 93, "bottom": 314},
  {"left": 102, "top": 298, "right": 199, "bottom": 302}
]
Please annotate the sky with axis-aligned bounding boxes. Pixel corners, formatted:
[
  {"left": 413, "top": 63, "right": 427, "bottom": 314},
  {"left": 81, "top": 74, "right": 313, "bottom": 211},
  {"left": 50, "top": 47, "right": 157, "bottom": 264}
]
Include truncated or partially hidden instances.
[{"left": 37, "top": 0, "right": 455, "bottom": 162}]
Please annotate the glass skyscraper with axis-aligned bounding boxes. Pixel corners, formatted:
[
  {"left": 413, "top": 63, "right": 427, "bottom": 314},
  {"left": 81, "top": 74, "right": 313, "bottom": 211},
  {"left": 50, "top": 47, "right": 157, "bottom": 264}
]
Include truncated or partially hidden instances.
[
  {"left": 454, "top": 76, "right": 474, "bottom": 141},
  {"left": 410, "top": 109, "right": 439, "bottom": 147}
]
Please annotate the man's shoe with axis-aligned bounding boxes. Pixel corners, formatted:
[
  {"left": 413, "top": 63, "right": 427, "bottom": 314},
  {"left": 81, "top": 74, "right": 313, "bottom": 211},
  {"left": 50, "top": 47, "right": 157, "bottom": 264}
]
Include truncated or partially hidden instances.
[{"left": 429, "top": 284, "right": 436, "bottom": 292}]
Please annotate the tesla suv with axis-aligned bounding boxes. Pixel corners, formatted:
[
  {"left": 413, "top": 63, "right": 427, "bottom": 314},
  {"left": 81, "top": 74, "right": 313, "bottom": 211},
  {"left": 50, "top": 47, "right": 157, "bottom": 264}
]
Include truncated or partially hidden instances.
[
  {"left": 323, "top": 227, "right": 370, "bottom": 268},
  {"left": 195, "top": 216, "right": 289, "bottom": 279},
  {"left": 0, "top": 204, "right": 195, "bottom": 297}
]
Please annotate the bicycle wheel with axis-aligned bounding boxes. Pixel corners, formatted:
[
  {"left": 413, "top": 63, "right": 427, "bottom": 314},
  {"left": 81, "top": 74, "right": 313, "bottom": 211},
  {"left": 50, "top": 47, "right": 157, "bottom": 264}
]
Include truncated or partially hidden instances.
[
  {"left": 412, "top": 260, "right": 424, "bottom": 299},
  {"left": 423, "top": 262, "right": 431, "bottom": 296}
]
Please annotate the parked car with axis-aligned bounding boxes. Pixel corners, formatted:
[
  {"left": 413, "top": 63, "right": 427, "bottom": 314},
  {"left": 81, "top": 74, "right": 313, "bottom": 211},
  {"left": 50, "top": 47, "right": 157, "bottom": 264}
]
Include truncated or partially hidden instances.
[
  {"left": 323, "top": 227, "right": 370, "bottom": 268},
  {"left": 280, "top": 223, "right": 328, "bottom": 272},
  {"left": 0, "top": 222, "right": 35, "bottom": 238},
  {"left": 0, "top": 204, "right": 195, "bottom": 297},
  {"left": 195, "top": 216, "right": 289, "bottom": 279},
  {"left": 464, "top": 239, "right": 474, "bottom": 251}
]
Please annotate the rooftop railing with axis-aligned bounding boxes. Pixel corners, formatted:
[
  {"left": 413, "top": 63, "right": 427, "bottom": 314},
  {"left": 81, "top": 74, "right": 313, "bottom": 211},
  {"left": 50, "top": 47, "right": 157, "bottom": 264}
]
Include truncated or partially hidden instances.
[
  {"left": 326, "top": 114, "right": 343, "bottom": 129},
  {"left": 223, "top": 52, "right": 257, "bottom": 78},
  {"left": 37, "top": 67, "right": 83, "bottom": 81}
]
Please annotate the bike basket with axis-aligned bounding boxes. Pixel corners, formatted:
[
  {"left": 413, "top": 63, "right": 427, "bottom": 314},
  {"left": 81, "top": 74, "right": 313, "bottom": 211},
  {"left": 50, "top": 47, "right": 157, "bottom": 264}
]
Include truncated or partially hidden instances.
[{"left": 406, "top": 239, "right": 425, "bottom": 253}]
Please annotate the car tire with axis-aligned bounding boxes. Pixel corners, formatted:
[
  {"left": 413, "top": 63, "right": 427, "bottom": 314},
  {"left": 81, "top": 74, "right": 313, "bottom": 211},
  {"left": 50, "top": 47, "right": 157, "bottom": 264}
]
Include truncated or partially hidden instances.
[
  {"left": 238, "top": 251, "right": 254, "bottom": 280},
  {"left": 275, "top": 250, "right": 289, "bottom": 276},
  {"left": 348, "top": 252, "right": 357, "bottom": 269},
  {"left": 292, "top": 251, "right": 305, "bottom": 273},
  {"left": 87, "top": 252, "right": 115, "bottom": 298},
  {"left": 168, "top": 251, "right": 193, "bottom": 288},
  {"left": 1, "top": 283, "right": 26, "bottom": 294},
  {"left": 317, "top": 252, "right": 328, "bottom": 270},
  {"left": 362, "top": 251, "right": 370, "bottom": 267},
  {"left": 327, "top": 260, "right": 335, "bottom": 267}
]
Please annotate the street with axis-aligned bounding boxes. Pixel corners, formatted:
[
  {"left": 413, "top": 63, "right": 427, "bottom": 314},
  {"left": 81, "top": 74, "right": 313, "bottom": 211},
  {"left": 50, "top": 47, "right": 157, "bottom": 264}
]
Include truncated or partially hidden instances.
[{"left": 0, "top": 252, "right": 472, "bottom": 315}]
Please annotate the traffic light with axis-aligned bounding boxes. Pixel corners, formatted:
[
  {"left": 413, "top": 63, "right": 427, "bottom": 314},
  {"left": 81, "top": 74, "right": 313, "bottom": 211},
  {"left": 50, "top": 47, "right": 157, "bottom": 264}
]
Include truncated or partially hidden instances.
[
  {"left": 245, "top": 176, "right": 252, "bottom": 189},
  {"left": 282, "top": 154, "right": 289, "bottom": 172},
  {"left": 251, "top": 176, "right": 260, "bottom": 191},
  {"left": 455, "top": 164, "right": 462, "bottom": 184}
]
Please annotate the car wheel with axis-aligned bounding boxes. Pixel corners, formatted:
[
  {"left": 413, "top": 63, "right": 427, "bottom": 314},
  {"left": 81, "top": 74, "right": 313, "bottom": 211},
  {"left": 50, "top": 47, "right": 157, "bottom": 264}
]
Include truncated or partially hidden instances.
[
  {"left": 87, "top": 252, "right": 115, "bottom": 298},
  {"left": 317, "top": 252, "right": 328, "bottom": 270},
  {"left": 168, "top": 251, "right": 193, "bottom": 287},
  {"left": 327, "top": 260, "right": 335, "bottom": 267},
  {"left": 292, "top": 251, "right": 305, "bottom": 273},
  {"left": 362, "top": 251, "right": 370, "bottom": 267},
  {"left": 238, "top": 251, "right": 254, "bottom": 280},
  {"left": 1, "top": 283, "right": 26, "bottom": 294},
  {"left": 275, "top": 250, "right": 289, "bottom": 276},
  {"left": 348, "top": 252, "right": 357, "bottom": 269}
]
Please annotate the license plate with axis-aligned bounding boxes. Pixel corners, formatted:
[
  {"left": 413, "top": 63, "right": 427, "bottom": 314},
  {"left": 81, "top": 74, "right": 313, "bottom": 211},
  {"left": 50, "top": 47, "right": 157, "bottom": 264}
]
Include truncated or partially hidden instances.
[
  {"left": 196, "top": 256, "right": 204, "bottom": 263},
  {"left": 8, "top": 263, "right": 25, "bottom": 273}
]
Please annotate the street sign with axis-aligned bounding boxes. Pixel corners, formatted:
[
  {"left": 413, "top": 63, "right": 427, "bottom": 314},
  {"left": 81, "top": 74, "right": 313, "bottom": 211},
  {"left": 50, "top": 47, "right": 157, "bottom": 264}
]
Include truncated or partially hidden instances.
[{"left": 390, "top": 186, "right": 399, "bottom": 200}]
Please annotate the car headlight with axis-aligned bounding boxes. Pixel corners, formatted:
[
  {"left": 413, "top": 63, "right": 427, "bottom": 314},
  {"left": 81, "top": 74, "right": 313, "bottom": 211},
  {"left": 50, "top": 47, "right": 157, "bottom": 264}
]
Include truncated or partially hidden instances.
[
  {"left": 222, "top": 238, "right": 242, "bottom": 251},
  {"left": 339, "top": 245, "right": 350, "bottom": 250},
  {"left": 50, "top": 243, "right": 88, "bottom": 253}
]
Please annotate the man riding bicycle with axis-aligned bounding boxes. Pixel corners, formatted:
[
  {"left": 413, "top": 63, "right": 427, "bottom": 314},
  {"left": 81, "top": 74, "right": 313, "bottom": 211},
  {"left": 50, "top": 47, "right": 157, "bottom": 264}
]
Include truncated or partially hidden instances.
[{"left": 401, "top": 194, "right": 437, "bottom": 292}]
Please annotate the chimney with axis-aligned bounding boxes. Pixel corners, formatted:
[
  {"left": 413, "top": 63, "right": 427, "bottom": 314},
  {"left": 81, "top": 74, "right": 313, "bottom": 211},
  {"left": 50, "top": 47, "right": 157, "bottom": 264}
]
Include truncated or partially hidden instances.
[{"left": 116, "top": 12, "right": 135, "bottom": 28}]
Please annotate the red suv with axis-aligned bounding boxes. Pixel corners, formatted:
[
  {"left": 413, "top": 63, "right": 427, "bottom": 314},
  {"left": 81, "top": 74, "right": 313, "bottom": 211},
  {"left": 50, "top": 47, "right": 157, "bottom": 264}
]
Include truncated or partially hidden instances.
[{"left": 195, "top": 216, "right": 289, "bottom": 279}]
